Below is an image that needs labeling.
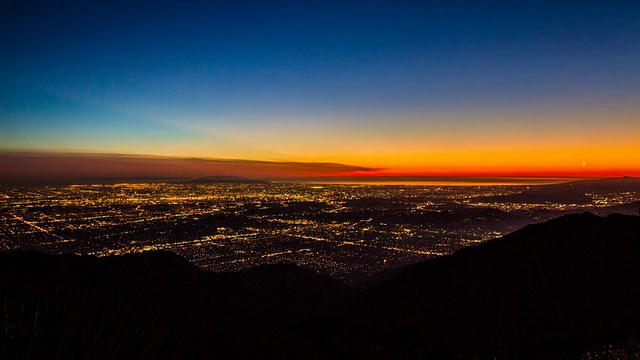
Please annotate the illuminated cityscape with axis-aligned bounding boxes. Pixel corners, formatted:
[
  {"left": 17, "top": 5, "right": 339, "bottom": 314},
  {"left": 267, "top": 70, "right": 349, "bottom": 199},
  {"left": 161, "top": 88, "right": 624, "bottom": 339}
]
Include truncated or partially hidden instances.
[
  {"left": 2, "top": 181, "right": 637, "bottom": 283},
  {"left": 2, "top": 1, "right": 640, "bottom": 357}
]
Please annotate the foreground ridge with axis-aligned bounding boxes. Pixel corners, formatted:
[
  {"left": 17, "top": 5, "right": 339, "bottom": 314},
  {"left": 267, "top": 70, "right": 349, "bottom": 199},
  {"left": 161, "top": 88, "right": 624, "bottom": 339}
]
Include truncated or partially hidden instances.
[
  {"left": 320, "top": 212, "right": 640, "bottom": 358},
  {"left": 1, "top": 212, "right": 640, "bottom": 359}
]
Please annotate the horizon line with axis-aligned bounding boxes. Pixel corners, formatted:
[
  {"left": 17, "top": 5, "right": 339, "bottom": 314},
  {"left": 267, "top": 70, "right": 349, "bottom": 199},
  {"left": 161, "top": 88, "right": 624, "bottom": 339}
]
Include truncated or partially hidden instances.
[{"left": 0, "top": 150, "right": 638, "bottom": 185}]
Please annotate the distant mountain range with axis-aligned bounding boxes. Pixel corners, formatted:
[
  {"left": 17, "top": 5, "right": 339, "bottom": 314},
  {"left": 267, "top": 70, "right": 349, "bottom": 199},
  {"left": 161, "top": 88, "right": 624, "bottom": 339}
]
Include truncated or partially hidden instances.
[
  {"left": 2, "top": 212, "right": 640, "bottom": 358},
  {"left": 476, "top": 176, "right": 640, "bottom": 209}
]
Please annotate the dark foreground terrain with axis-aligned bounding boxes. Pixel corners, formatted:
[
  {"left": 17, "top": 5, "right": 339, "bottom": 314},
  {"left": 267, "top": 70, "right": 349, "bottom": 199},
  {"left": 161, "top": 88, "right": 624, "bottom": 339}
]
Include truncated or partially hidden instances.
[{"left": 2, "top": 212, "right": 640, "bottom": 359}]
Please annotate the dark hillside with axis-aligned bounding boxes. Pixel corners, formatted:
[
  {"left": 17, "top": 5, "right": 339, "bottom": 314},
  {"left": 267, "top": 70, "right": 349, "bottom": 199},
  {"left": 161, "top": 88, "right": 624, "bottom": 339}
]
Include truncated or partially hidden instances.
[
  {"left": 0, "top": 250, "right": 349, "bottom": 359},
  {"left": 2, "top": 212, "right": 640, "bottom": 359},
  {"left": 316, "top": 213, "right": 640, "bottom": 358}
]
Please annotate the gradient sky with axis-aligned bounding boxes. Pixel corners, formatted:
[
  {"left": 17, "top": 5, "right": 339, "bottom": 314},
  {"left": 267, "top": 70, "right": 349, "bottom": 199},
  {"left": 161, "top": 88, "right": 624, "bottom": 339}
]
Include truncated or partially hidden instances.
[{"left": 2, "top": 0, "right": 640, "bottom": 178}]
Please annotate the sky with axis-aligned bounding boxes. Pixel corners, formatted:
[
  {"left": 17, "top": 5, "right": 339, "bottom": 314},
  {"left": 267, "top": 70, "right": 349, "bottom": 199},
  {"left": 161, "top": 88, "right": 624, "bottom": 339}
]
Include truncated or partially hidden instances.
[{"left": 2, "top": 0, "right": 640, "bottom": 180}]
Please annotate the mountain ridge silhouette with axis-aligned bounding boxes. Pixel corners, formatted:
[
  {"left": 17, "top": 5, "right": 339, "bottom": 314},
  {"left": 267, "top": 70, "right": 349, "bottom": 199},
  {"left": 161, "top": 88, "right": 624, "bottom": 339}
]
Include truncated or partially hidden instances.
[
  {"left": 312, "top": 212, "right": 640, "bottom": 358},
  {"left": 2, "top": 212, "right": 640, "bottom": 358}
]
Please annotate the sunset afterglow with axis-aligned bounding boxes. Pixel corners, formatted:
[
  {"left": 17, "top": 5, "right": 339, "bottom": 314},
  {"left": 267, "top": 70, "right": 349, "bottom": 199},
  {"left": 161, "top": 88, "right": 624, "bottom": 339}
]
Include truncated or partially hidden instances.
[{"left": 2, "top": 1, "right": 639, "bottom": 181}]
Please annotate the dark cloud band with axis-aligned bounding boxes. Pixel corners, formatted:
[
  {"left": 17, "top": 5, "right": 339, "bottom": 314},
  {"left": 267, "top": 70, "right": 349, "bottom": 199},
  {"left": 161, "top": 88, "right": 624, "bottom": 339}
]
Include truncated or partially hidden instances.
[{"left": 0, "top": 151, "right": 379, "bottom": 185}]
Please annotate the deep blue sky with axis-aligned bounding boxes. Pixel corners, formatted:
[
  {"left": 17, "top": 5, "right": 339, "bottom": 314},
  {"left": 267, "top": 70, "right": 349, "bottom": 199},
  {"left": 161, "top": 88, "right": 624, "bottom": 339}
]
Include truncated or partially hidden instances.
[{"left": 2, "top": 0, "right": 640, "bottom": 175}]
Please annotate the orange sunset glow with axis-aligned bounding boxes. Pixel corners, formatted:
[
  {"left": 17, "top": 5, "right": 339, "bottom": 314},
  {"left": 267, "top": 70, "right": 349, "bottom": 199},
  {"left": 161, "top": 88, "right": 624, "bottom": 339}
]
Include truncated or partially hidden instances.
[{"left": 2, "top": 1, "right": 639, "bottom": 183}]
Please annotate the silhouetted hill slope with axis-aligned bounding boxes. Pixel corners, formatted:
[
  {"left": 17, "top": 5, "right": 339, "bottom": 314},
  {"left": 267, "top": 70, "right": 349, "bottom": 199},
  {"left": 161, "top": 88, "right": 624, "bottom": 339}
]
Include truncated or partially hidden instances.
[
  {"left": 476, "top": 176, "right": 640, "bottom": 205},
  {"left": 3, "top": 213, "right": 640, "bottom": 359},
  {"left": 307, "top": 212, "right": 640, "bottom": 358},
  {"left": 0, "top": 250, "right": 349, "bottom": 359},
  {"left": 557, "top": 176, "right": 640, "bottom": 192},
  {"left": 594, "top": 200, "right": 640, "bottom": 216}
]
